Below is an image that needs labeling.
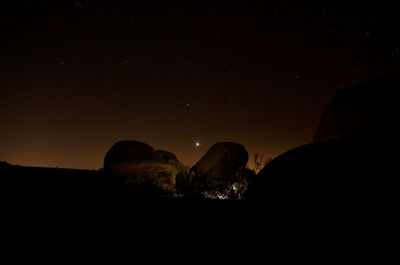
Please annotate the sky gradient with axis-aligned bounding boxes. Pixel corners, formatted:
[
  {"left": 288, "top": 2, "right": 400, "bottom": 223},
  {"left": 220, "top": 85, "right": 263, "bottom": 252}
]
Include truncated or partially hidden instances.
[{"left": 1, "top": 1, "right": 399, "bottom": 169}]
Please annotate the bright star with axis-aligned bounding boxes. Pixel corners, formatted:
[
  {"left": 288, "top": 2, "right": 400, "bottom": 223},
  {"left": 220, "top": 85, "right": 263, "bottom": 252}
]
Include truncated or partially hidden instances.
[{"left": 195, "top": 142, "right": 200, "bottom": 147}]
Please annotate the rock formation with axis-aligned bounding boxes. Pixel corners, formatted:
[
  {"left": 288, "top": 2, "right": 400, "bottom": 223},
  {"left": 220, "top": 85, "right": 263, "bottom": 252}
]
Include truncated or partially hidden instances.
[
  {"left": 104, "top": 141, "right": 178, "bottom": 195},
  {"left": 243, "top": 139, "right": 355, "bottom": 201},
  {"left": 314, "top": 74, "right": 400, "bottom": 144},
  {"left": 245, "top": 75, "right": 400, "bottom": 203},
  {"left": 189, "top": 142, "right": 249, "bottom": 191}
]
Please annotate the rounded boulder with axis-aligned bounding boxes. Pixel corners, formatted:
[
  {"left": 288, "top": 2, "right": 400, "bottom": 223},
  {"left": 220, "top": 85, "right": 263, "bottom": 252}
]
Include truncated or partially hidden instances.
[
  {"left": 104, "top": 141, "right": 177, "bottom": 194},
  {"left": 190, "top": 142, "right": 249, "bottom": 190}
]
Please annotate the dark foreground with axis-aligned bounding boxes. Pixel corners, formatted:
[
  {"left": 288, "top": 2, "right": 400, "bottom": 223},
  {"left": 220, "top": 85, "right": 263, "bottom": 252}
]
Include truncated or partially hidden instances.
[{"left": 1, "top": 163, "right": 395, "bottom": 263}]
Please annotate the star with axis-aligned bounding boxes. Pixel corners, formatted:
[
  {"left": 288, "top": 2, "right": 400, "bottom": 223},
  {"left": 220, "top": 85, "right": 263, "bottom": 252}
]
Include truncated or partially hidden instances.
[{"left": 195, "top": 142, "right": 200, "bottom": 147}]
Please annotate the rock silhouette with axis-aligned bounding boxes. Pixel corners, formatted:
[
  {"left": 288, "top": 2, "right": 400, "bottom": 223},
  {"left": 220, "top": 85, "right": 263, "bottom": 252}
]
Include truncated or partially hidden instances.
[
  {"left": 104, "top": 140, "right": 164, "bottom": 168},
  {"left": 104, "top": 140, "right": 178, "bottom": 194},
  {"left": 189, "top": 142, "right": 249, "bottom": 191},
  {"left": 244, "top": 139, "right": 355, "bottom": 201},
  {"left": 245, "top": 75, "right": 400, "bottom": 203},
  {"left": 314, "top": 74, "right": 400, "bottom": 143},
  {"left": 243, "top": 137, "right": 397, "bottom": 204}
]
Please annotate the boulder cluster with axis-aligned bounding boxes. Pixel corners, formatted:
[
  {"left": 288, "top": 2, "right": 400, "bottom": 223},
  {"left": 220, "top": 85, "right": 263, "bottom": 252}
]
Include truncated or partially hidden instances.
[
  {"left": 103, "top": 74, "right": 400, "bottom": 200},
  {"left": 104, "top": 140, "right": 252, "bottom": 198}
]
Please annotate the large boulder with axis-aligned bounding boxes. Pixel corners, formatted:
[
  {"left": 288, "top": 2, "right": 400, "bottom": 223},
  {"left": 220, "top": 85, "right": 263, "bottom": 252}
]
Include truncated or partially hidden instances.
[
  {"left": 189, "top": 142, "right": 249, "bottom": 191},
  {"left": 313, "top": 74, "right": 400, "bottom": 144},
  {"left": 243, "top": 139, "right": 356, "bottom": 202},
  {"left": 104, "top": 141, "right": 177, "bottom": 194},
  {"left": 245, "top": 75, "right": 400, "bottom": 203}
]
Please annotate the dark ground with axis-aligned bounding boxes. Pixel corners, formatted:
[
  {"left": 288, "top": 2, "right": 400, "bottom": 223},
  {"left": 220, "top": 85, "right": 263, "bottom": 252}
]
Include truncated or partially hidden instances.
[{"left": 1, "top": 162, "right": 395, "bottom": 263}]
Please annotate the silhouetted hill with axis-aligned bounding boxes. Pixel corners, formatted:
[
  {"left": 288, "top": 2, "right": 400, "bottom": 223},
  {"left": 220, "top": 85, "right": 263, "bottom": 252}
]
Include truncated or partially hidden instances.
[{"left": 1, "top": 163, "right": 105, "bottom": 195}]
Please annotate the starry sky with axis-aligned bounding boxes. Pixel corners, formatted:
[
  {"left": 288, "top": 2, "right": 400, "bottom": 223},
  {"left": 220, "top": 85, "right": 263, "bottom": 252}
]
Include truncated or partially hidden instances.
[{"left": 1, "top": 0, "right": 399, "bottom": 169}]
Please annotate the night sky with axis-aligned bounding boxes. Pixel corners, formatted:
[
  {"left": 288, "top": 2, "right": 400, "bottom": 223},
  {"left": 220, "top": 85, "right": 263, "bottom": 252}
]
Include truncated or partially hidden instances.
[{"left": 1, "top": 0, "right": 399, "bottom": 169}]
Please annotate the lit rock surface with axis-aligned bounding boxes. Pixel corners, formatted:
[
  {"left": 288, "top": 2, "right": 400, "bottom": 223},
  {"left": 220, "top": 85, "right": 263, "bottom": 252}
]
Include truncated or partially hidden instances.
[
  {"left": 156, "top": 149, "right": 188, "bottom": 190},
  {"left": 190, "top": 142, "right": 249, "bottom": 191},
  {"left": 104, "top": 140, "right": 177, "bottom": 194}
]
